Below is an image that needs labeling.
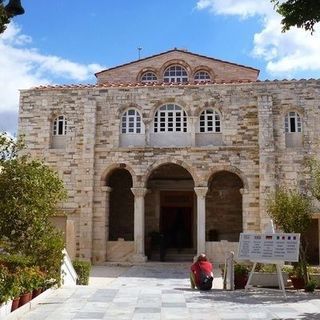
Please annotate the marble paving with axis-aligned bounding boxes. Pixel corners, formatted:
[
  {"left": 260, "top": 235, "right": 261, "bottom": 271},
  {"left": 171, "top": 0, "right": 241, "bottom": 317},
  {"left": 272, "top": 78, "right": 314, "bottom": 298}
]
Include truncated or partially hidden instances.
[{"left": 9, "top": 263, "right": 320, "bottom": 320}]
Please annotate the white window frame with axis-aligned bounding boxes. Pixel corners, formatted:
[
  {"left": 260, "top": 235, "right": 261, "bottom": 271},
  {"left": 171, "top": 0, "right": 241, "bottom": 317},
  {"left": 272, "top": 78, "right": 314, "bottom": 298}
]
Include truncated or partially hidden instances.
[
  {"left": 163, "top": 65, "right": 188, "bottom": 83},
  {"left": 194, "top": 70, "right": 211, "bottom": 82},
  {"left": 53, "top": 115, "right": 67, "bottom": 136},
  {"left": 199, "top": 109, "right": 221, "bottom": 133},
  {"left": 154, "top": 104, "right": 187, "bottom": 133},
  {"left": 121, "top": 109, "right": 142, "bottom": 134},
  {"left": 285, "top": 112, "right": 302, "bottom": 133},
  {"left": 141, "top": 72, "right": 157, "bottom": 83}
]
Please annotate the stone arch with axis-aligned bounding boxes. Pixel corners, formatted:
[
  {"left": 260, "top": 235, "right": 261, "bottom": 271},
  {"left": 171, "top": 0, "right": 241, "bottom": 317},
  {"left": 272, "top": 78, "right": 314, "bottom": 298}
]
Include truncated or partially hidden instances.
[
  {"left": 205, "top": 165, "right": 248, "bottom": 190},
  {"left": 159, "top": 59, "right": 192, "bottom": 82},
  {"left": 192, "top": 65, "right": 216, "bottom": 82},
  {"left": 136, "top": 67, "right": 159, "bottom": 83},
  {"left": 107, "top": 167, "right": 135, "bottom": 241},
  {"left": 101, "top": 163, "right": 137, "bottom": 187},
  {"left": 117, "top": 103, "right": 144, "bottom": 119},
  {"left": 142, "top": 158, "right": 199, "bottom": 187},
  {"left": 148, "top": 100, "right": 191, "bottom": 119},
  {"left": 206, "top": 170, "right": 245, "bottom": 242}
]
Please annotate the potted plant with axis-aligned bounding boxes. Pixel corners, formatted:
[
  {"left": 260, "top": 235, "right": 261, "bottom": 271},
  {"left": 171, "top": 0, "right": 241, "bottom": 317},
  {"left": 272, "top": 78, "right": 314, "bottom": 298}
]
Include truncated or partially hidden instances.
[{"left": 234, "top": 263, "right": 249, "bottom": 289}]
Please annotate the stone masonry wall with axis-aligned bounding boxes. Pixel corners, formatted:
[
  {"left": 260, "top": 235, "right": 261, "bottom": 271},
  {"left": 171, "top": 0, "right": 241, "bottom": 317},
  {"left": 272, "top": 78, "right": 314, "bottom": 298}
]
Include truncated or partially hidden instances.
[
  {"left": 18, "top": 79, "right": 320, "bottom": 261},
  {"left": 96, "top": 50, "right": 259, "bottom": 84}
]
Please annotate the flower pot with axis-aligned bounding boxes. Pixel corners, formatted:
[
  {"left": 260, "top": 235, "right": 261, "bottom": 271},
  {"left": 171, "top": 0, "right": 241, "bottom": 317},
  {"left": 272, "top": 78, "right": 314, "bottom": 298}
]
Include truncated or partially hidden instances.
[
  {"left": 290, "top": 276, "right": 305, "bottom": 289},
  {"left": 32, "top": 288, "right": 42, "bottom": 299},
  {"left": 18, "top": 292, "right": 32, "bottom": 307},
  {"left": 234, "top": 274, "right": 248, "bottom": 289},
  {"left": 11, "top": 297, "right": 20, "bottom": 312}
]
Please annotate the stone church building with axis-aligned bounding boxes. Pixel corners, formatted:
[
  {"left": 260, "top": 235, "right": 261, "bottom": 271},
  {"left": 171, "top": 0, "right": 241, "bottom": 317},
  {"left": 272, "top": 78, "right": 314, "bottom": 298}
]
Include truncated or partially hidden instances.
[{"left": 18, "top": 49, "right": 320, "bottom": 264}]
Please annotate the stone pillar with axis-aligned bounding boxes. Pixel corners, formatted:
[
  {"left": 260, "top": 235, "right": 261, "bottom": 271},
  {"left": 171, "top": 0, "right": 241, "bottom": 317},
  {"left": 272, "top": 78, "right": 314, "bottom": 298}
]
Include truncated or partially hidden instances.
[
  {"left": 93, "top": 186, "right": 112, "bottom": 263},
  {"left": 190, "top": 116, "right": 197, "bottom": 147},
  {"left": 194, "top": 187, "right": 208, "bottom": 256},
  {"left": 240, "top": 188, "right": 249, "bottom": 232},
  {"left": 131, "top": 187, "right": 148, "bottom": 262},
  {"left": 258, "top": 95, "right": 276, "bottom": 231}
]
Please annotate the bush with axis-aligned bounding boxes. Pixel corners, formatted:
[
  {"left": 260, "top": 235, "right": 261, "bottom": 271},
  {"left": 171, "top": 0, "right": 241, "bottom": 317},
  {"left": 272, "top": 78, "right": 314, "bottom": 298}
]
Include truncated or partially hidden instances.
[
  {"left": 72, "top": 260, "right": 91, "bottom": 285},
  {"left": 0, "top": 253, "right": 34, "bottom": 272}
]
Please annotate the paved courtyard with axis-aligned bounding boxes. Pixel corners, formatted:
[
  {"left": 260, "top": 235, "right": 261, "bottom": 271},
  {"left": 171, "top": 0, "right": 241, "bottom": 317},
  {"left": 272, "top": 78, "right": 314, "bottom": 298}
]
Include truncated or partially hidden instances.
[{"left": 8, "top": 263, "right": 320, "bottom": 320}]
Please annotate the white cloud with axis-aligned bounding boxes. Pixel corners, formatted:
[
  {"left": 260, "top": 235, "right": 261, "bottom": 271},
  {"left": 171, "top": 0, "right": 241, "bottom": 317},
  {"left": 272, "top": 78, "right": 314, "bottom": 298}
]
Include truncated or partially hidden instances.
[
  {"left": 0, "top": 23, "right": 104, "bottom": 125},
  {"left": 196, "top": 0, "right": 320, "bottom": 78}
]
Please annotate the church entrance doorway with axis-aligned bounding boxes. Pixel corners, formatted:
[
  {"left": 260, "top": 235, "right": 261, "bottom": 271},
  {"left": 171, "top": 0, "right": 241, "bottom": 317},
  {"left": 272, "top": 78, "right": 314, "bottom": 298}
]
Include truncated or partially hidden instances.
[
  {"left": 160, "top": 191, "right": 193, "bottom": 250},
  {"left": 145, "top": 163, "right": 196, "bottom": 261}
]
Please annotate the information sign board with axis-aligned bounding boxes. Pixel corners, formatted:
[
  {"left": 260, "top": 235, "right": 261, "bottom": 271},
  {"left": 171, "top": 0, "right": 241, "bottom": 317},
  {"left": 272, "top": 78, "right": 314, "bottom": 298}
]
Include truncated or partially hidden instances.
[{"left": 238, "top": 233, "right": 300, "bottom": 262}]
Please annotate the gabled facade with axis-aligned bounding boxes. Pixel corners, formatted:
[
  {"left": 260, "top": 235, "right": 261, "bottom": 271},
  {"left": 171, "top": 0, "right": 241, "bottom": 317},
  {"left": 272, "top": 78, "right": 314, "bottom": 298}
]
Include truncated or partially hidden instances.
[{"left": 18, "top": 49, "right": 320, "bottom": 264}]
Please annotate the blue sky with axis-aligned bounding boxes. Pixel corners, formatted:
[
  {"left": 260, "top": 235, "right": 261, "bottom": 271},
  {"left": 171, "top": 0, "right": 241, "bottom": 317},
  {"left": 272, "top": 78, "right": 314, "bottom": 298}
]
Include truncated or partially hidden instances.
[{"left": 1, "top": 0, "right": 320, "bottom": 135}]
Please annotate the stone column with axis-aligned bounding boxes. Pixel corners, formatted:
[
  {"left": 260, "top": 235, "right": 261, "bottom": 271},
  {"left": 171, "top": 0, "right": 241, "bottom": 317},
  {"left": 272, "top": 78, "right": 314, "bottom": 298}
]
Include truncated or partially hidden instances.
[
  {"left": 194, "top": 187, "right": 208, "bottom": 256},
  {"left": 131, "top": 187, "right": 148, "bottom": 262}
]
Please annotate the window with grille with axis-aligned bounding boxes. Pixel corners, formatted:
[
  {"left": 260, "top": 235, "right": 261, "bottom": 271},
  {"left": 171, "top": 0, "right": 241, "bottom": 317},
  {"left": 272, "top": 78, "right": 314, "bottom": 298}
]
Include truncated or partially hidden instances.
[
  {"left": 194, "top": 70, "right": 211, "bottom": 82},
  {"left": 154, "top": 104, "right": 187, "bottom": 133},
  {"left": 121, "top": 109, "right": 142, "bottom": 134},
  {"left": 53, "top": 115, "right": 67, "bottom": 136},
  {"left": 163, "top": 65, "right": 188, "bottom": 83},
  {"left": 199, "top": 109, "right": 221, "bottom": 133},
  {"left": 140, "top": 72, "right": 157, "bottom": 83},
  {"left": 285, "top": 112, "right": 302, "bottom": 133}
]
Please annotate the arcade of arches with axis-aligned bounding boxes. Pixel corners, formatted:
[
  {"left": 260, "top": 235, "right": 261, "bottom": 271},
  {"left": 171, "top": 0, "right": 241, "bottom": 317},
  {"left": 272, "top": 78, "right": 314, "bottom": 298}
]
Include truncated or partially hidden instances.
[{"left": 104, "top": 164, "right": 245, "bottom": 262}]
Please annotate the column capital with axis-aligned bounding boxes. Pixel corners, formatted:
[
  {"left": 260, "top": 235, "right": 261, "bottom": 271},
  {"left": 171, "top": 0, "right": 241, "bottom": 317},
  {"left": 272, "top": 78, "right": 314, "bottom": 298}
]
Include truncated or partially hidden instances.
[
  {"left": 131, "top": 187, "right": 148, "bottom": 197},
  {"left": 194, "top": 187, "right": 208, "bottom": 198},
  {"left": 101, "top": 186, "right": 112, "bottom": 193}
]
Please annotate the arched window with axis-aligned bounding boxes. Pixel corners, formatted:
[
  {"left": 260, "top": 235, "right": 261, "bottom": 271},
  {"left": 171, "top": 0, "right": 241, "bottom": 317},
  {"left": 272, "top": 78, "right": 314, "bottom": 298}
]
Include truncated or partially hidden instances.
[
  {"left": 285, "top": 112, "right": 302, "bottom": 133},
  {"left": 163, "top": 65, "right": 188, "bottom": 83},
  {"left": 154, "top": 104, "right": 187, "bottom": 133},
  {"left": 121, "top": 109, "right": 142, "bottom": 134},
  {"left": 140, "top": 71, "right": 157, "bottom": 83},
  {"left": 53, "top": 115, "right": 67, "bottom": 136},
  {"left": 194, "top": 70, "right": 211, "bottom": 82},
  {"left": 199, "top": 109, "right": 221, "bottom": 133}
]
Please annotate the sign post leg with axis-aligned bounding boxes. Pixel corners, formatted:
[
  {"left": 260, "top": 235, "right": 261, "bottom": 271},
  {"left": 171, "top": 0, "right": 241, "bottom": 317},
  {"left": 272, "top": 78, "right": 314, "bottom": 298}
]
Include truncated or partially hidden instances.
[
  {"left": 276, "top": 263, "right": 286, "bottom": 298},
  {"left": 245, "top": 262, "right": 257, "bottom": 292}
]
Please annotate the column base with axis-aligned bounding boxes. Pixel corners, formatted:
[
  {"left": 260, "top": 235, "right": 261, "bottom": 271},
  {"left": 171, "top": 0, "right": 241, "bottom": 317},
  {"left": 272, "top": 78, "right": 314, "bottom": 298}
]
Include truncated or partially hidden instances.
[{"left": 130, "top": 254, "right": 147, "bottom": 263}]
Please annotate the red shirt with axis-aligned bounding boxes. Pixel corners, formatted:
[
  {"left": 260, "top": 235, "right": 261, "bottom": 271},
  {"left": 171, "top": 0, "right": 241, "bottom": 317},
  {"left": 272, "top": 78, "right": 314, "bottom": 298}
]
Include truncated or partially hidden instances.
[{"left": 191, "top": 260, "right": 213, "bottom": 287}]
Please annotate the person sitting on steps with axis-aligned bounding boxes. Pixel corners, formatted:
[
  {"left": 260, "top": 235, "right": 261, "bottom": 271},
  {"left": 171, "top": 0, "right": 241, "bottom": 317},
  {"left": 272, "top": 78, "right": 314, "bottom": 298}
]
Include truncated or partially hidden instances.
[{"left": 190, "top": 253, "right": 213, "bottom": 290}]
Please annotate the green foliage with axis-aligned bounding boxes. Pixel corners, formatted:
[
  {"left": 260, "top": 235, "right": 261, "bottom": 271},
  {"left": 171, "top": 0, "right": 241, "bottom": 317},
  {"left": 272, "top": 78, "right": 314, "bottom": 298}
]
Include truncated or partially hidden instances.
[
  {"left": 0, "top": 253, "right": 34, "bottom": 272},
  {"left": 266, "top": 187, "right": 312, "bottom": 233},
  {"left": 308, "top": 158, "right": 320, "bottom": 202},
  {"left": 271, "top": 0, "right": 320, "bottom": 33},
  {"left": 72, "top": 260, "right": 91, "bottom": 285},
  {"left": 266, "top": 186, "right": 313, "bottom": 287},
  {"left": 234, "top": 262, "right": 249, "bottom": 276},
  {"left": 31, "top": 227, "right": 65, "bottom": 285},
  {"left": 305, "top": 279, "right": 317, "bottom": 292},
  {"left": 0, "top": 4, "right": 10, "bottom": 34},
  {"left": 0, "top": 133, "right": 67, "bottom": 286}
]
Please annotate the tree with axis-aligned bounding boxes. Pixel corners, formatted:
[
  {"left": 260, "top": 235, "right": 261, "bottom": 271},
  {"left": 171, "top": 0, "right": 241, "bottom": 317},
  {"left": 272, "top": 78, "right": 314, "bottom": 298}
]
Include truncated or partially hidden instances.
[
  {"left": 0, "top": 132, "right": 67, "bottom": 281},
  {"left": 266, "top": 187, "right": 312, "bottom": 286},
  {"left": 271, "top": 0, "right": 320, "bottom": 33},
  {"left": 0, "top": 0, "right": 25, "bottom": 34}
]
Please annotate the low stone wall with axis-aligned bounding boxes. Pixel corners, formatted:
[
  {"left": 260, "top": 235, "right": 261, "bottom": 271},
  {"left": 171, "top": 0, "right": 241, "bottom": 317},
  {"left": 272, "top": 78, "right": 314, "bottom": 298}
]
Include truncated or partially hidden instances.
[
  {"left": 205, "top": 241, "right": 239, "bottom": 265},
  {"left": 106, "top": 241, "right": 135, "bottom": 262}
]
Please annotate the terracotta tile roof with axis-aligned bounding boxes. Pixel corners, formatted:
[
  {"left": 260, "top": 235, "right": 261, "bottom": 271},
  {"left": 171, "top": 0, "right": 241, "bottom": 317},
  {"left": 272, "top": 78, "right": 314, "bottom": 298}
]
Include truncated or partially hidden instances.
[
  {"left": 94, "top": 48, "right": 260, "bottom": 76},
  {"left": 27, "top": 78, "right": 318, "bottom": 91}
]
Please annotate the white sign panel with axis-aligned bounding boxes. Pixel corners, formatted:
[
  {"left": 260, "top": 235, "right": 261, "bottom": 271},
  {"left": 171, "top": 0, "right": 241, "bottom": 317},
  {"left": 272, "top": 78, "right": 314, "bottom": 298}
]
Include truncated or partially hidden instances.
[{"left": 238, "top": 233, "right": 300, "bottom": 262}]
